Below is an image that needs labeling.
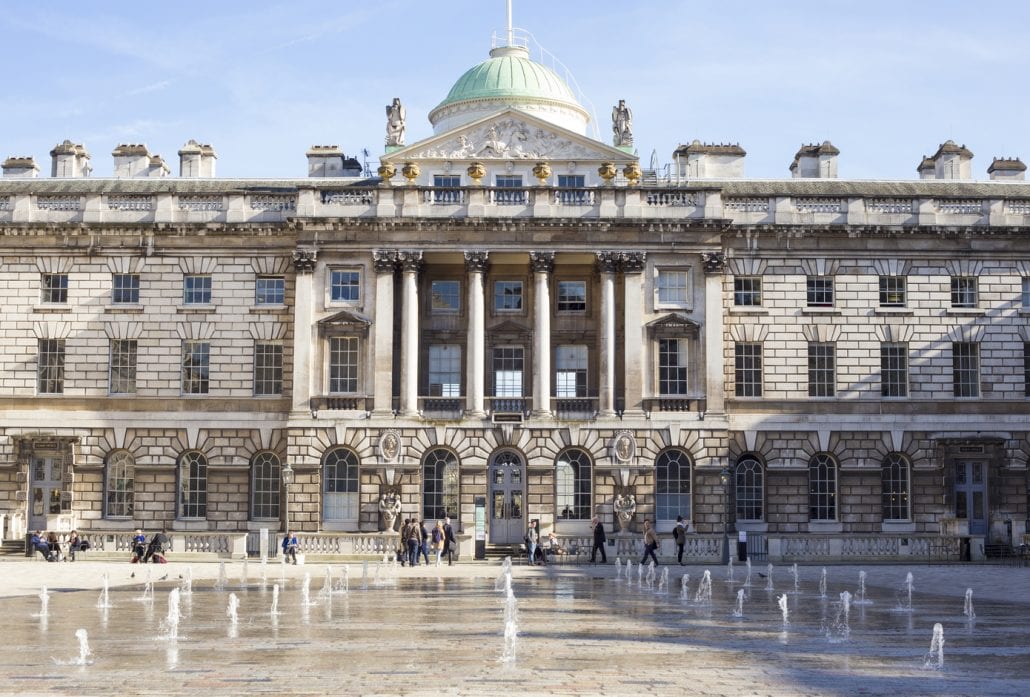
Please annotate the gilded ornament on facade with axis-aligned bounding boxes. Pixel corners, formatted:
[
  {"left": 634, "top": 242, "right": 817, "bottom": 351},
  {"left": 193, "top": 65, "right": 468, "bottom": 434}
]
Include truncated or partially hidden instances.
[
  {"left": 401, "top": 162, "right": 420, "bottom": 183},
  {"left": 598, "top": 161, "right": 617, "bottom": 182},
  {"left": 623, "top": 162, "right": 642, "bottom": 185},
  {"left": 377, "top": 162, "right": 396, "bottom": 180},
  {"left": 467, "top": 161, "right": 486, "bottom": 183},
  {"left": 532, "top": 161, "right": 551, "bottom": 185}
]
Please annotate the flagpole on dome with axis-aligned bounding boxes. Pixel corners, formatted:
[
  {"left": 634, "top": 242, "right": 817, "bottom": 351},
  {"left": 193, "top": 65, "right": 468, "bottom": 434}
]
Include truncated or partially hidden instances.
[{"left": 506, "top": 0, "right": 514, "bottom": 48}]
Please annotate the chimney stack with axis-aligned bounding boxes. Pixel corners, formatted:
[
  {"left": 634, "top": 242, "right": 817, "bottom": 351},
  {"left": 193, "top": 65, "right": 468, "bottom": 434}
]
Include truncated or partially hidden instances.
[
  {"left": 306, "top": 145, "right": 362, "bottom": 177},
  {"left": 50, "top": 140, "right": 91, "bottom": 177},
  {"left": 918, "top": 141, "right": 973, "bottom": 180},
  {"left": 790, "top": 141, "right": 839, "bottom": 178},
  {"left": 2, "top": 156, "right": 40, "bottom": 178},
  {"left": 987, "top": 157, "right": 1026, "bottom": 182},
  {"left": 672, "top": 140, "right": 746, "bottom": 179},
  {"left": 178, "top": 140, "right": 217, "bottom": 177}
]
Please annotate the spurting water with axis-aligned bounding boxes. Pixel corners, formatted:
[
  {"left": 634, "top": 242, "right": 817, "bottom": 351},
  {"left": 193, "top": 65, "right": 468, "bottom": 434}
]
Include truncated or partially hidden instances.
[
  {"left": 964, "top": 588, "right": 975, "bottom": 619},
  {"left": 726, "top": 556, "right": 734, "bottom": 584},
  {"left": 819, "top": 568, "right": 827, "bottom": 599},
  {"left": 261, "top": 557, "right": 268, "bottom": 584},
  {"left": 853, "top": 570, "right": 871, "bottom": 605},
  {"left": 227, "top": 593, "right": 239, "bottom": 625},
  {"left": 271, "top": 584, "right": 280, "bottom": 615},
  {"left": 694, "top": 569, "right": 712, "bottom": 604},
  {"left": 240, "top": 559, "right": 249, "bottom": 589},
  {"left": 624, "top": 560, "right": 633, "bottom": 583},
  {"left": 764, "top": 564, "right": 774, "bottom": 592},
  {"left": 637, "top": 560, "right": 645, "bottom": 585},
  {"left": 73, "top": 628, "right": 93, "bottom": 665},
  {"left": 162, "top": 588, "right": 181, "bottom": 640},
  {"left": 96, "top": 573, "right": 111, "bottom": 609},
  {"left": 898, "top": 572, "right": 914, "bottom": 612},
  {"left": 645, "top": 561, "right": 656, "bottom": 588},
  {"left": 181, "top": 567, "right": 193, "bottom": 596},
  {"left": 828, "top": 590, "right": 851, "bottom": 641},
  {"left": 657, "top": 567, "right": 669, "bottom": 593},
  {"left": 280, "top": 555, "right": 287, "bottom": 586},
  {"left": 301, "top": 573, "right": 312, "bottom": 606},
  {"left": 214, "top": 562, "right": 227, "bottom": 591},
  {"left": 498, "top": 563, "right": 518, "bottom": 663},
  {"left": 924, "top": 623, "right": 945, "bottom": 670},
  {"left": 335, "top": 565, "right": 349, "bottom": 594},
  {"left": 140, "top": 572, "right": 153, "bottom": 604},
  {"left": 361, "top": 561, "right": 369, "bottom": 590},
  {"left": 732, "top": 589, "right": 745, "bottom": 618},
  {"left": 778, "top": 594, "right": 789, "bottom": 626},
  {"left": 744, "top": 559, "right": 752, "bottom": 587},
  {"left": 680, "top": 573, "right": 690, "bottom": 600},
  {"left": 614, "top": 558, "right": 622, "bottom": 579},
  {"left": 319, "top": 566, "right": 333, "bottom": 601},
  {"left": 790, "top": 563, "right": 799, "bottom": 594},
  {"left": 38, "top": 585, "right": 50, "bottom": 617}
]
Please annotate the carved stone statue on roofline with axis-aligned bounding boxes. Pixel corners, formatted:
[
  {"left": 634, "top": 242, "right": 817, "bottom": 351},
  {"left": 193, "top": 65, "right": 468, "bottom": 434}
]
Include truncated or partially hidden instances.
[
  {"left": 386, "top": 98, "right": 406, "bottom": 147},
  {"left": 612, "top": 99, "right": 633, "bottom": 147}
]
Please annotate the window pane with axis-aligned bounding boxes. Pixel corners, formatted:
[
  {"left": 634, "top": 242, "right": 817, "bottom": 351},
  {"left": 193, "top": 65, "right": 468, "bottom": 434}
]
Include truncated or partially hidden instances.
[
  {"left": 251, "top": 452, "right": 281, "bottom": 520},
  {"left": 655, "top": 450, "right": 691, "bottom": 521},
  {"left": 880, "top": 453, "right": 910, "bottom": 521},
  {"left": 879, "top": 276, "right": 906, "bottom": 307},
  {"left": 557, "top": 281, "right": 586, "bottom": 312},
  {"left": 423, "top": 449, "right": 459, "bottom": 520},
  {"left": 880, "top": 343, "right": 908, "bottom": 398},
  {"left": 806, "top": 276, "right": 833, "bottom": 307},
  {"left": 110, "top": 339, "right": 138, "bottom": 394},
  {"left": 952, "top": 342, "right": 979, "bottom": 397},
  {"left": 112, "top": 273, "right": 140, "bottom": 304},
  {"left": 556, "top": 449, "right": 591, "bottom": 520},
  {"left": 42, "top": 273, "right": 68, "bottom": 304},
  {"left": 329, "top": 337, "right": 359, "bottom": 393},
  {"left": 429, "top": 344, "right": 461, "bottom": 396},
  {"left": 733, "top": 277, "right": 762, "bottom": 306},
  {"left": 658, "top": 338, "right": 688, "bottom": 395},
  {"left": 657, "top": 270, "right": 689, "bottom": 305},
  {"left": 324, "top": 448, "right": 359, "bottom": 521},
  {"left": 106, "top": 451, "right": 134, "bottom": 518},
  {"left": 182, "top": 341, "right": 210, "bottom": 394},
  {"left": 493, "top": 346, "right": 524, "bottom": 397},
  {"left": 735, "top": 456, "right": 764, "bottom": 521},
  {"left": 179, "top": 452, "right": 207, "bottom": 518},
  {"left": 555, "top": 345, "right": 587, "bottom": 398},
  {"left": 255, "top": 276, "right": 285, "bottom": 305},
  {"left": 254, "top": 343, "right": 283, "bottom": 396},
  {"left": 807, "top": 343, "right": 835, "bottom": 397},
  {"left": 808, "top": 454, "right": 837, "bottom": 521},
  {"left": 430, "top": 280, "right": 460, "bottom": 313},
  {"left": 734, "top": 342, "right": 762, "bottom": 397},
  {"left": 950, "top": 277, "right": 977, "bottom": 308},
  {"left": 330, "top": 270, "right": 361, "bottom": 303},
  {"left": 494, "top": 281, "right": 523, "bottom": 311},
  {"left": 183, "top": 275, "right": 212, "bottom": 304},
  {"left": 38, "top": 339, "right": 65, "bottom": 394}
]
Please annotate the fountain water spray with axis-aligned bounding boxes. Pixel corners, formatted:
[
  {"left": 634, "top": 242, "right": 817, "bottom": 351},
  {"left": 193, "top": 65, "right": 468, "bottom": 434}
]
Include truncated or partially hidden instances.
[
  {"left": 140, "top": 574, "right": 153, "bottom": 604},
  {"left": 495, "top": 558, "right": 518, "bottom": 663},
  {"left": 161, "top": 588, "right": 181, "bottom": 640},
  {"left": 335, "top": 565, "right": 350, "bottom": 594},
  {"left": 280, "top": 555, "right": 287, "bottom": 585},
  {"left": 319, "top": 566, "right": 333, "bottom": 600},
  {"left": 361, "top": 561, "right": 369, "bottom": 590},
  {"left": 790, "top": 563, "right": 799, "bottom": 594},
  {"left": 271, "top": 584, "right": 280, "bottom": 615},
  {"left": 624, "top": 559, "right": 633, "bottom": 583},
  {"left": 614, "top": 558, "right": 622, "bottom": 579},
  {"left": 764, "top": 564, "right": 774, "bottom": 592},
  {"left": 301, "top": 573, "right": 312, "bottom": 606},
  {"left": 694, "top": 569, "right": 712, "bottom": 604},
  {"left": 727, "top": 556, "right": 734, "bottom": 584},
  {"left": 657, "top": 567, "right": 669, "bottom": 593},
  {"left": 853, "top": 570, "right": 871, "bottom": 605},
  {"left": 744, "top": 558, "right": 752, "bottom": 587},
  {"left": 261, "top": 557, "right": 268, "bottom": 584},
  {"left": 732, "top": 589, "right": 745, "bottom": 618},
  {"left": 96, "top": 573, "right": 111, "bottom": 609},
  {"left": 829, "top": 590, "right": 851, "bottom": 641},
  {"left": 898, "top": 572, "right": 914, "bottom": 612},
  {"left": 645, "top": 561, "right": 656, "bottom": 587},
  {"left": 680, "top": 573, "right": 691, "bottom": 600},
  {"left": 38, "top": 585, "right": 50, "bottom": 617},
  {"left": 964, "top": 588, "right": 975, "bottom": 619},
  {"left": 819, "top": 568, "right": 827, "bottom": 599},
  {"left": 73, "top": 628, "right": 93, "bottom": 665},
  {"left": 924, "top": 623, "right": 944, "bottom": 670},
  {"left": 214, "top": 562, "right": 228, "bottom": 591},
  {"left": 240, "top": 559, "right": 249, "bottom": 589},
  {"left": 227, "top": 593, "right": 239, "bottom": 625},
  {"left": 778, "top": 594, "right": 789, "bottom": 626},
  {"left": 181, "top": 567, "right": 193, "bottom": 596}
]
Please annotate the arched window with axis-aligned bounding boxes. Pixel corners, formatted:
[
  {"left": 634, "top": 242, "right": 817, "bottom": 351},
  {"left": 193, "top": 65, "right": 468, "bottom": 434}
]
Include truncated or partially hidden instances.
[
  {"left": 105, "top": 451, "right": 134, "bottom": 518},
  {"left": 323, "top": 448, "right": 359, "bottom": 521},
  {"left": 734, "top": 455, "right": 764, "bottom": 522},
  {"left": 556, "top": 449, "right": 591, "bottom": 520},
  {"left": 251, "top": 452, "right": 281, "bottom": 520},
  {"left": 655, "top": 449, "right": 691, "bottom": 522},
  {"left": 881, "top": 453, "right": 910, "bottom": 521},
  {"left": 178, "top": 451, "right": 208, "bottom": 518},
  {"left": 808, "top": 453, "right": 837, "bottom": 521},
  {"left": 423, "top": 449, "right": 459, "bottom": 520}
]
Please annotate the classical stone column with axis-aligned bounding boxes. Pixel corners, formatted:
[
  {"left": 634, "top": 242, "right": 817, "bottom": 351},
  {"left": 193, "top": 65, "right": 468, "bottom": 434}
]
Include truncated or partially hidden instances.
[
  {"left": 290, "top": 248, "right": 318, "bottom": 414},
  {"left": 596, "top": 252, "right": 619, "bottom": 417},
  {"left": 621, "top": 252, "right": 647, "bottom": 416},
  {"left": 701, "top": 251, "right": 727, "bottom": 415},
  {"left": 464, "top": 252, "right": 489, "bottom": 417},
  {"left": 530, "top": 252, "right": 555, "bottom": 417},
  {"left": 371, "top": 251, "right": 397, "bottom": 416},
  {"left": 398, "top": 251, "right": 423, "bottom": 417}
]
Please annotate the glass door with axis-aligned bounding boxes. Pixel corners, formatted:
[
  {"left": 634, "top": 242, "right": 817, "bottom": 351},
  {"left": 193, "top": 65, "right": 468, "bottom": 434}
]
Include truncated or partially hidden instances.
[
  {"left": 30, "top": 456, "right": 63, "bottom": 531},
  {"left": 954, "top": 461, "right": 987, "bottom": 536},
  {"left": 489, "top": 451, "right": 524, "bottom": 544}
]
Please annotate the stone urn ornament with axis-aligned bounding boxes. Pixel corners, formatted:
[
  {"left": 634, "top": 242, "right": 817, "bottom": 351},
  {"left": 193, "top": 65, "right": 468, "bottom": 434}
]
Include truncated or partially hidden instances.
[
  {"left": 598, "top": 161, "right": 617, "bottom": 183},
  {"left": 377, "top": 162, "right": 396, "bottom": 182},
  {"left": 623, "top": 162, "right": 642, "bottom": 186},
  {"left": 532, "top": 161, "right": 551, "bottom": 185},
  {"left": 467, "top": 161, "right": 486, "bottom": 184},
  {"left": 401, "top": 162, "right": 420, "bottom": 184}
]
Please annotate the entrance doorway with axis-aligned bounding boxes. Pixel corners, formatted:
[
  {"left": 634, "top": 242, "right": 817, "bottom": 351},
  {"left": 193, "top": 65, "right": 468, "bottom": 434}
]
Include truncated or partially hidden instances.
[
  {"left": 29, "top": 455, "right": 64, "bottom": 531},
  {"left": 954, "top": 461, "right": 988, "bottom": 536},
  {"left": 489, "top": 451, "right": 524, "bottom": 544}
]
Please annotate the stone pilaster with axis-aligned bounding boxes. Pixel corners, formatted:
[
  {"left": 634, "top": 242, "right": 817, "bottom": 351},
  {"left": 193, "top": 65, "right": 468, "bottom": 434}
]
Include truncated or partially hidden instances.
[
  {"left": 621, "top": 252, "right": 647, "bottom": 416},
  {"left": 596, "top": 251, "right": 619, "bottom": 417},
  {"left": 398, "top": 251, "right": 423, "bottom": 416},
  {"left": 372, "top": 250, "right": 397, "bottom": 416},
  {"left": 291, "top": 248, "right": 317, "bottom": 414},
  {"left": 530, "top": 252, "right": 555, "bottom": 417},
  {"left": 701, "top": 251, "right": 726, "bottom": 415},
  {"left": 464, "top": 252, "right": 489, "bottom": 417}
]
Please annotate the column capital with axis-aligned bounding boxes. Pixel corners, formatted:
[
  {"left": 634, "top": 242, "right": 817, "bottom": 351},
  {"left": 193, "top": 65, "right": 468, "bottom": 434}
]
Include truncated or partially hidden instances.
[
  {"left": 464, "top": 251, "right": 490, "bottom": 274},
  {"left": 397, "top": 250, "right": 424, "bottom": 273},
  {"left": 372, "top": 250, "right": 398, "bottom": 274},
  {"left": 701, "top": 251, "right": 727, "bottom": 273},
  {"left": 529, "top": 251, "right": 555, "bottom": 274},
  {"left": 619, "top": 252, "right": 647, "bottom": 273},
  {"left": 596, "top": 251, "right": 620, "bottom": 273},
  {"left": 292, "top": 248, "right": 318, "bottom": 273}
]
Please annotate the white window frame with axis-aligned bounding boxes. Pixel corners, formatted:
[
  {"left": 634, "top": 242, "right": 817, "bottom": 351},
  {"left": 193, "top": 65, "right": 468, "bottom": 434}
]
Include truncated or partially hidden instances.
[
  {"left": 654, "top": 267, "right": 693, "bottom": 309},
  {"left": 328, "top": 267, "right": 362, "bottom": 306}
]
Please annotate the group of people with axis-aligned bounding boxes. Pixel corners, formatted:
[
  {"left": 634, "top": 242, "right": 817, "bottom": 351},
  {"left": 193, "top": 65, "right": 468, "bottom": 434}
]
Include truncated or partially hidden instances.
[
  {"left": 399, "top": 517, "right": 456, "bottom": 567},
  {"left": 641, "top": 515, "right": 693, "bottom": 567},
  {"left": 30, "top": 530, "right": 89, "bottom": 561},
  {"left": 527, "top": 514, "right": 692, "bottom": 568},
  {"left": 130, "top": 529, "right": 170, "bottom": 564}
]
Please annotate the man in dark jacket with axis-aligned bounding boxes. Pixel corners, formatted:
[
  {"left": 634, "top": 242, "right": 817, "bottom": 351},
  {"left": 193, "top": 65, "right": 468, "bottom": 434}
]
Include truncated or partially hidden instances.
[
  {"left": 443, "top": 517, "right": 457, "bottom": 566},
  {"left": 590, "top": 517, "right": 607, "bottom": 563},
  {"left": 144, "top": 530, "right": 170, "bottom": 563}
]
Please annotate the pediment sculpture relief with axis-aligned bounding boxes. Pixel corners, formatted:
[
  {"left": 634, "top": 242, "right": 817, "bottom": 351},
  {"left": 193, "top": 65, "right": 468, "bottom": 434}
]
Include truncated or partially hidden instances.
[{"left": 412, "top": 119, "right": 598, "bottom": 160}]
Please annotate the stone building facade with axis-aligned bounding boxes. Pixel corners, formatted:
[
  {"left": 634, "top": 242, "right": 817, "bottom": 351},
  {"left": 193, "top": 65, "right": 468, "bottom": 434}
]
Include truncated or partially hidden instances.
[{"left": 0, "top": 32, "right": 1028, "bottom": 561}]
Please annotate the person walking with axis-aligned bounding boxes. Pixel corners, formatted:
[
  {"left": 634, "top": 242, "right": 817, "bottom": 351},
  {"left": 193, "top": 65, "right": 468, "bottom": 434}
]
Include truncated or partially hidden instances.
[
  {"left": 673, "top": 515, "right": 687, "bottom": 565},
  {"left": 590, "top": 516, "right": 607, "bottom": 563},
  {"left": 419, "top": 520, "right": 431, "bottom": 566},
  {"left": 640, "top": 519, "right": 659, "bottom": 566},
  {"left": 399, "top": 519, "right": 411, "bottom": 566},
  {"left": 282, "top": 530, "right": 298, "bottom": 564},
  {"left": 407, "top": 519, "right": 422, "bottom": 567},
  {"left": 443, "top": 516, "right": 456, "bottom": 565},
  {"left": 431, "top": 520, "right": 445, "bottom": 566},
  {"left": 526, "top": 520, "right": 540, "bottom": 565}
]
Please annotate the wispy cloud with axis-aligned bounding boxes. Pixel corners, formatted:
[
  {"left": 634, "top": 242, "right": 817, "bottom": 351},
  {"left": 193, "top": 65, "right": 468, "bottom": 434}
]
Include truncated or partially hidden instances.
[{"left": 126, "top": 80, "right": 172, "bottom": 96}]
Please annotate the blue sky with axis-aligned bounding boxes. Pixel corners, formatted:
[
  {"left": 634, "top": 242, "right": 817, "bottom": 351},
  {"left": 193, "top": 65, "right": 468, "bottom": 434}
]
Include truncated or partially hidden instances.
[{"left": 2, "top": 0, "right": 1027, "bottom": 180}]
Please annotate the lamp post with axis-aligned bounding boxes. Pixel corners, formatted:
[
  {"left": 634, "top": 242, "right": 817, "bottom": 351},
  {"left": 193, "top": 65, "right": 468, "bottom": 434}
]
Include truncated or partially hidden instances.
[
  {"left": 281, "top": 462, "right": 295, "bottom": 534},
  {"left": 719, "top": 465, "right": 731, "bottom": 565}
]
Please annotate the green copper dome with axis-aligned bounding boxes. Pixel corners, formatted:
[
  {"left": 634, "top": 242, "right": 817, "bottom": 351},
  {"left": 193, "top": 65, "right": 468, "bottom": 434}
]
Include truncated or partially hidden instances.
[{"left": 433, "top": 46, "right": 580, "bottom": 113}]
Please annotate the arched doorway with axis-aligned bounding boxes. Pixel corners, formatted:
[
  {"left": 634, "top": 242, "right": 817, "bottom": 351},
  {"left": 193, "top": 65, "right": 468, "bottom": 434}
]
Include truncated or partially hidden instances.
[{"left": 488, "top": 450, "right": 525, "bottom": 544}]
